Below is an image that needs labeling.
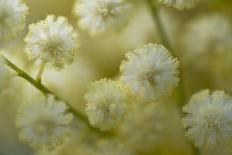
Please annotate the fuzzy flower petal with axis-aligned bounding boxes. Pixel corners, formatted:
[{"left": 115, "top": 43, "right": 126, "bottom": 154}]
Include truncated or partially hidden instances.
[
  {"left": 0, "top": 0, "right": 28, "bottom": 40},
  {"left": 85, "top": 79, "right": 128, "bottom": 130},
  {"left": 73, "top": 0, "right": 132, "bottom": 36},
  {"left": 25, "top": 15, "right": 78, "bottom": 69},
  {"left": 120, "top": 43, "right": 179, "bottom": 102},
  {"left": 16, "top": 95, "right": 73, "bottom": 150},
  {"left": 182, "top": 90, "right": 232, "bottom": 148}
]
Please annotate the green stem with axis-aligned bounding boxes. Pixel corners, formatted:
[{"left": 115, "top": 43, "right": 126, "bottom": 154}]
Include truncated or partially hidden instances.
[
  {"left": 35, "top": 62, "right": 46, "bottom": 83},
  {"left": 146, "top": 0, "right": 173, "bottom": 53},
  {"left": 146, "top": 1, "right": 199, "bottom": 155},
  {"left": 2, "top": 55, "right": 112, "bottom": 137}
]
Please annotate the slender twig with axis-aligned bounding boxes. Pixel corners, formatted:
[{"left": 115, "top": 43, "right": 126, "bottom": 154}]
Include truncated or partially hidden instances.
[
  {"left": 146, "top": 0, "right": 186, "bottom": 105},
  {"left": 146, "top": 1, "right": 200, "bottom": 155},
  {"left": 35, "top": 62, "right": 46, "bottom": 83},
  {"left": 1, "top": 55, "right": 113, "bottom": 137}
]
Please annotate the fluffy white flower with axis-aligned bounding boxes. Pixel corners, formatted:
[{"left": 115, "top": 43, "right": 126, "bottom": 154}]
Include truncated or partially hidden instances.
[
  {"left": 73, "top": 0, "right": 132, "bottom": 36},
  {"left": 183, "top": 15, "right": 232, "bottom": 61},
  {"left": 25, "top": 15, "right": 78, "bottom": 69},
  {"left": 159, "top": 0, "right": 199, "bottom": 10},
  {"left": 16, "top": 95, "right": 73, "bottom": 150},
  {"left": 182, "top": 90, "right": 232, "bottom": 148},
  {"left": 0, "top": 0, "right": 28, "bottom": 40},
  {"left": 120, "top": 43, "right": 179, "bottom": 102},
  {"left": 85, "top": 79, "right": 128, "bottom": 130}
]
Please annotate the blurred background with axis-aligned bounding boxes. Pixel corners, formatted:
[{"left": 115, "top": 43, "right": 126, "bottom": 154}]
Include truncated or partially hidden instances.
[{"left": 0, "top": 0, "right": 232, "bottom": 154}]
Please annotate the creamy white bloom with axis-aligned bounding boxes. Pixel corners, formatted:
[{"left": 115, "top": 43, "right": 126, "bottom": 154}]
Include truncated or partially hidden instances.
[
  {"left": 73, "top": 0, "right": 132, "bottom": 36},
  {"left": 0, "top": 0, "right": 28, "bottom": 40},
  {"left": 25, "top": 15, "right": 78, "bottom": 69},
  {"left": 0, "top": 57, "right": 11, "bottom": 90},
  {"left": 159, "top": 0, "right": 199, "bottom": 10},
  {"left": 85, "top": 79, "right": 128, "bottom": 130},
  {"left": 183, "top": 15, "right": 232, "bottom": 61},
  {"left": 120, "top": 43, "right": 179, "bottom": 102},
  {"left": 182, "top": 90, "right": 232, "bottom": 148},
  {"left": 16, "top": 95, "right": 73, "bottom": 150}
]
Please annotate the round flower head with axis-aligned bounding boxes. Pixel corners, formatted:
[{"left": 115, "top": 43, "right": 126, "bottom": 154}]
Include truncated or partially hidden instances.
[
  {"left": 182, "top": 90, "right": 232, "bottom": 148},
  {"left": 120, "top": 43, "right": 179, "bottom": 102},
  {"left": 16, "top": 95, "right": 73, "bottom": 150},
  {"left": 25, "top": 15, "right": 78, "bottom": 69},
  {"left": 183, "top": 15, "right": 232, "bottom": 62},
  {"left": 0, "top": 56, "right": 11, "bottom": 91},
  {"left": 0, "top": 0, "right": 28, "bottom": 40},
  {"left": 85, "top": 79, "right": 128, "bottom": 130},
  {"left": 158, "top": 0, "right": 199, "bottom": 10},
  {"left": 73, "top": 0, "right": 132, "bottom": 36}
]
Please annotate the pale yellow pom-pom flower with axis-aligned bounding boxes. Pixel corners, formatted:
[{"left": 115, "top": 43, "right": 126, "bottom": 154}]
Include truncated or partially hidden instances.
[
  {"left": 0, "top": 0, "right": 28, "bottom": 40},
  {"left": 182, "top": 90, "right": 232, "bottom": 148},
  {"left": 16, "top": 95, "right": 73, "bottom": 150},
  {"left": 73, "top": 0, "right": 132, "bottom": 36},
  {"left": 120, "top": 43, "right": 179, "bottom": 102},
  {"left": 25, "top": 15, "right": 78, "bottom": 69},
  {"left": 85, "top": 79, "right": 128, "bottom": 131}
]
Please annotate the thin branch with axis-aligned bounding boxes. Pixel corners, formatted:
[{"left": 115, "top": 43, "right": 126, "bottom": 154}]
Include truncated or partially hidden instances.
[
  {"left": 35, "top": 62, "right": 46, "bottom": 83},
  {"left": 1, "top": 55, "right": 113, "bottom": 137},
  {"left": 146, "top": 0, "right": 187, "bottom": 105},
  {"left": 146, "top": 1, "right": 200, "bottom": 155}
]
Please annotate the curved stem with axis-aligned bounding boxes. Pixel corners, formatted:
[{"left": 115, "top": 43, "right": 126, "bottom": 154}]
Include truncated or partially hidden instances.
[{"left": 1, "top": 55, "right": 112, "bottom": 137}]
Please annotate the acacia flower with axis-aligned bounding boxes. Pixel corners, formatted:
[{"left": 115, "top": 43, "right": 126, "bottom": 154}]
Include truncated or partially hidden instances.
[
  {"left": 183, "top": 14, "right": 232, "bottom": 61},
  {"left": 16, "top": 95, "right": 73, "bottom": 150},
  {"left": 73, "top": 0, "right": 132, "bottom": 36},
  {"left": 120, "top": 43, "right": 179, "bottom": 102},
  {"left": 0, "top": 0, "right": 28, "bottom": 40},
  {"left": 85, "top": 79, "right": 128, "bottom": 130},
  {"left": 25, "top": 15, "right": 78, "bottom": 69},
  {"left": 182, "top": 90, "right": 232, "bottom": 148},
  {"left": 159, "top": 0, "right": 199, "bottom": 10}
]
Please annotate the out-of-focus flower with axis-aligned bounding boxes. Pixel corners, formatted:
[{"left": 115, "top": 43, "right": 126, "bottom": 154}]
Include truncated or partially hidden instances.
[
  {"left": 182, "top": 90, "right": 232, "bottom": 148},
  {"left": 0, "top": 56, "right": 11, "bottom": 91},
  {"left": 73, "top": 0, "right": 132, "bottom": 36},
  {"left": 182, "top": 14, "right": 232, "bottom": 63},
  {"left": 119, "top": 103, "right": 169, "bottom": 153},
  {"left": 0, "top": 0, "right": 28, "bottom": 40},
  {"left": 25, "top": 15, "right": 78, "bottom": 69},
  {"left": 85, "top": 79, "right": 128, "bottom": 130},
  {"left": 16, "top": 95, "right": 73, "bottom": 150},
  {"left": 120, "top": 43, "right": 179, "bottom": 102},
  {"left": 158, "top": 0, "right": 199, "bottom": 10}
]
